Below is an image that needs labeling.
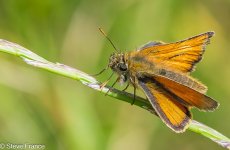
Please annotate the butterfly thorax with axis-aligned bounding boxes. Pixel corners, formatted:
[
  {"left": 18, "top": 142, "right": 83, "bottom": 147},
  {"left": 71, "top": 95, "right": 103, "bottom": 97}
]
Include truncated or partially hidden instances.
[{"left": 108, "top": 51, "right": 157, "bottom": 86}]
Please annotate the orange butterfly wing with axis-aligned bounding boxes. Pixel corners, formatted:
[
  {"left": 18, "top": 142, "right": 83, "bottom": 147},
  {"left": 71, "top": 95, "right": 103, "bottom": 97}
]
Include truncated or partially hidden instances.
[
  {"left": 136, "top": 32, "right": 214, "bottom": 73},
  {"left": 139, "top": 71, "right": 219, "bottom": 111},
  {"left": 153, "top": 75, "right": 219, "bottom": 111},
  {"left": 138, "top": 78, "right": 191, "bottom": 133}
]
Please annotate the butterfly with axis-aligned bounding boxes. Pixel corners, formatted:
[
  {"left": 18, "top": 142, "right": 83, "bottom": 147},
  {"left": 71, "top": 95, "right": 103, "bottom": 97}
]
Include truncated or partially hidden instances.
[{"left": 100, "top": 30, "right": 219, "bottom": 133}]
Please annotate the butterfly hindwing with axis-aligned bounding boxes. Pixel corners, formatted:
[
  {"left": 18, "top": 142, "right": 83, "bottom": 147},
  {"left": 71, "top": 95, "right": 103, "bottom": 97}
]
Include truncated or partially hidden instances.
[
  {"left": 138, "top": 76, "right": 191, "bottom": 133},
  {"left": 139, "top": 71, "right": 219, "bottom": 111},
  {"left": 138, "top": 41, "right": 164, "bottom": 50},
  {"left": 153, "top": 74, "right": 219, "bottom": 111}
]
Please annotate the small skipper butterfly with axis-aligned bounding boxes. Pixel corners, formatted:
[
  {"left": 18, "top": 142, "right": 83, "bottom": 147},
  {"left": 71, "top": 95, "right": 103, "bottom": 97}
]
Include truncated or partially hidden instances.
[{"left": 98, "top": 29, "right": 219, "bottom": 133}]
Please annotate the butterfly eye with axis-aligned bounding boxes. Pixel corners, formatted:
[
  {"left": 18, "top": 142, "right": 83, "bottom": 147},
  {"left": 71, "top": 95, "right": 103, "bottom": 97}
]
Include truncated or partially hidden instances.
[{"left": 118, "top": 63, "right": 127, "bottom": 71}]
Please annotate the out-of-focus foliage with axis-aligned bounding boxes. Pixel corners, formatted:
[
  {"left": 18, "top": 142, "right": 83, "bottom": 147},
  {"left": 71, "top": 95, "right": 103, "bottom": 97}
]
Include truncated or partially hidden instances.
[{"left": 0, "top": 0, "right": 229, "bottom": 150}]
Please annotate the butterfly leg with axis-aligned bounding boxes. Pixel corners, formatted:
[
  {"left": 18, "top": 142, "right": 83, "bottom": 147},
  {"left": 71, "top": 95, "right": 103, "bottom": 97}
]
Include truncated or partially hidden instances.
[
  {"left": 99, "top": 72, "right": 114, "bottom": 90},
  {"left": 131, "top": 86, "right": 136, "bottom": 105},
  {"left": 105, "top": 77, "right": 119, "bottom": 96},
  {"left": 122, "top": 82, "right": 130, "bottom": 91},
  {"left": 131, "top": 78, "right": 136, "bottom": 105}
]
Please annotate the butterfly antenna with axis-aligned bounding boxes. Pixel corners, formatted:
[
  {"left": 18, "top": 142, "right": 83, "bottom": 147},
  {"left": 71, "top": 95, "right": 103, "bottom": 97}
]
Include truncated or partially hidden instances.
[{"left": 99, "top": 28, "right": 119, "bottom": 52}]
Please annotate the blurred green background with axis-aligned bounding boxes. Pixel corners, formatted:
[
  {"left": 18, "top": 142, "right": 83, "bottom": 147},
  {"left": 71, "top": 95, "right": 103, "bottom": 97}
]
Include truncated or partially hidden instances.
[{"left": 0, "top": 0, "right": 229, "bottom": 149}]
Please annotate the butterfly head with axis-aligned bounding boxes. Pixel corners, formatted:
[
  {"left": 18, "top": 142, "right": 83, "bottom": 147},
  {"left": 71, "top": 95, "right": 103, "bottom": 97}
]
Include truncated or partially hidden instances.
[{"left": 109, "top": 52, "right": 129, "bottom": 83}]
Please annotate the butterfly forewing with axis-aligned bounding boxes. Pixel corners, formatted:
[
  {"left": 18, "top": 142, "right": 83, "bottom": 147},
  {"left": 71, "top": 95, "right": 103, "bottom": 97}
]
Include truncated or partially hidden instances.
[{"left": 133, "top": 32, "right": 214, "bottom": 73}]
